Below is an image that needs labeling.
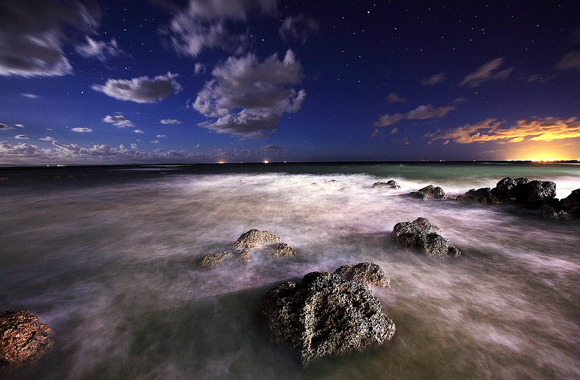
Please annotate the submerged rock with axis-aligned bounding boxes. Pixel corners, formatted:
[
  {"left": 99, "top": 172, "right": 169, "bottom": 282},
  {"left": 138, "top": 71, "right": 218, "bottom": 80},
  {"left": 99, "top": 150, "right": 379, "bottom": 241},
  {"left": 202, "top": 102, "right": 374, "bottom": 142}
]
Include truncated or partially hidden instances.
[
  {"left": 234, "top": 229, "right": 282, "bottom": 250},
  {"left": 0, "top": 310, "right": 53, "bottom": 364},
  {"left": 334, "top": 262, "right": 390, "bottom": 288},
  {"left": 198, "top": 251, "right": 235, "bottom": 268},
  {"left": 256, "top": 270, "right": 395, "bottom": 366},
  {"left": 372, "top": 180, "right": 400, "bottom": 189},
  {"left": 267, "top": 243, "right": 296, "bottom": 258},
  {"left": 391, "top": 217, "right": 461, "bottom": 257},
  {"left": 409, "top": 185, "right": 446, "bottom": 200}
]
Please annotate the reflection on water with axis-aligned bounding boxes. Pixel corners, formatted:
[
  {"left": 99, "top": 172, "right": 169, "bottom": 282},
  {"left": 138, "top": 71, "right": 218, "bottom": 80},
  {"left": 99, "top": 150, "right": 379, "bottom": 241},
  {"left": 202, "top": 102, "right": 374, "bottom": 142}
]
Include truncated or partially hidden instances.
[{"left": 1, "top": 165, "right": 579, "bottom": 379}]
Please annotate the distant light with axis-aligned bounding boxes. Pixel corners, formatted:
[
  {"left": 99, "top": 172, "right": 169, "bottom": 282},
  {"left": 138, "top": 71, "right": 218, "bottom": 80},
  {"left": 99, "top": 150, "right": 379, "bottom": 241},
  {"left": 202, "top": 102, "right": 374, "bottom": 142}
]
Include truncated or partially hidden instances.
[
  {"left": 218, "top": 160, "right": 225, "bottom": 164},
  {"left": 263, "top": 160, "right": 269, "bottom": 164}
]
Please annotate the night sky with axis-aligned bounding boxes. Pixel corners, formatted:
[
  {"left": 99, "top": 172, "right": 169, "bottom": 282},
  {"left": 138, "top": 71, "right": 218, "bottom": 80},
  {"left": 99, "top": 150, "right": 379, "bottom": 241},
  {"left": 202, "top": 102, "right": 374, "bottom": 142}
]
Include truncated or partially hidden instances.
[{"left": 1, "top": 0, "right": 580, "bottom": 165}]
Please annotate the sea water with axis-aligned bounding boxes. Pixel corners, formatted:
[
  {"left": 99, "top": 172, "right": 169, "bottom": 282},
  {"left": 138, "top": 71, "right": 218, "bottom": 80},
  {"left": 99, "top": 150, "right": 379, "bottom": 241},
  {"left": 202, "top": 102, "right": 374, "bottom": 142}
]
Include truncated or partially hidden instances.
[{"left": 1, "top": 163, "right": 579, "bottom": 380}]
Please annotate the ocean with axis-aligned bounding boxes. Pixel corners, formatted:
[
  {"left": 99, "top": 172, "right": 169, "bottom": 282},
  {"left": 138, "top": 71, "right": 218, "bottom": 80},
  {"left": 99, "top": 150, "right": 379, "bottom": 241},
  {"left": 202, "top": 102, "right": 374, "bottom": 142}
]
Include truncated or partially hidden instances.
[{"left": 1, "top": 162, "right": 579, "bottom": 379}]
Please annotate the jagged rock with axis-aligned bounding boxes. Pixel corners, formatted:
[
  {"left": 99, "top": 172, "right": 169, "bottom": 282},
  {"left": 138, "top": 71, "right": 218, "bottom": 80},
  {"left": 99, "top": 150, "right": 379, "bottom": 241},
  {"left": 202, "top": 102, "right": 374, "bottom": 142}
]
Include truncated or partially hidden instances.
[
  {"left": 391, "top": 217, "right": 461, "bottom": 257},
  {"left": 418, "top": 185, "right": 447, "bottom": 199},
  {"left": 464, "top": 187, "right": 501, "bottom": 205},
  {"left": 372, "top": 180, "right": 400, "bottom": 189},
  {"left": 198, "top": 251, "right": 235, "bottom": 268},
  {"left": 0, "top": 310, "right": 53, "bottom": 364},
  {"left": 455, "top": 195, "right": 474, "bottom": 203},
  {"left": 268, "top": 243, "right": 296, "bottom": 258},
  {"left": 234, "top": 229, "right": 281, "bottom": 250},
  {"left": 256, "top": 271, "right": 395, "bottom": 366},
  {"left": 562, "top": 189, "right": 580, "bottom": 215},
  {"left": 334, "top": 262, "right": 390, "bottom": 288},
  {"left": 492, "top": 177, "right": 529, "bottom": 199},
  {"left": 409, "top": 191, "right": 427, "bottom": 200},
  {"left": 517, "top": 180, "right": 556, "bottom": 205},
  {"left": 542, "top": 205, "right": 572, "bottom": 220}
]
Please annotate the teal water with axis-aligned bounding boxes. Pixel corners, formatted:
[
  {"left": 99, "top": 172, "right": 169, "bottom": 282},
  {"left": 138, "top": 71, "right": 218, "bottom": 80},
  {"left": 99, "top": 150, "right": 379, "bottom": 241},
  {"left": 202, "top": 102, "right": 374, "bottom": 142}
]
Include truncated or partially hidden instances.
[{"left": 1, "top": 163, "right": 579, "bottom": 379}]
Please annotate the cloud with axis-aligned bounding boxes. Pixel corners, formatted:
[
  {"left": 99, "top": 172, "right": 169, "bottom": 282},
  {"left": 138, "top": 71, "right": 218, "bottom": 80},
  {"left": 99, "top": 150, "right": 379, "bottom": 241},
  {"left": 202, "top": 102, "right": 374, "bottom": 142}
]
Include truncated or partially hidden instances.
[
  {"left": 76, "top": 37, "right": 125, "bottom": 62},
  {"left": 92, "top": 73, "right": 182, "bottom": 103},
  {"left": 386, "top": 93, "right": 405, "bottom": 103},
  {"left": 160, "top": 119, "right": 182, "bottom": 125},
  {"left": 390, "top": 127, "right": 399, "bottom": 135},
  {"left": 15, "top": 135, "right": 29, "bottom": 139},
  {"left": 425, "top": 117, "right": 580, "bottom": 144},
  {"left": 72, "top": 127, "right": 93, "bottom": 133},
  {"left": 279, "top": 15, "right": 319, "bottom": 44},
  {"left": 103, "top": 115, "right": 134, "bottom": 128},
  {"left": 421, "top": 72, "right": 445, "bottom": 85},
  {"left": 192, "top": 49, "right": 306, "bottom": 138},
  {"left": 0, "top": 123, "right": 12, "bottom": 130},
  {"left": 134, "top": 129, "right": 145, "bottom": 134},
  {"left": 555, "top": 51, "right": 580, "bottom": 71},
  {"left": 374, "top": 104, "right": 456, "bottom": 127},
  {"left": 194, "top": 63, "right": 206, "bottom": 74},
  {"left": 0, "top": 141, "right": 40, "bottom": 156},
  {"left": 166, "top": 0, "right": 278, "bottom": 57},
  {"left": 0, "top": 0, "right": 100, "bottom": 77},
  {"left": 22, "top": 93, "right": 39, "bottom": 99},
  {"left": 151, "top": 140, "right": 160, "bottom": 144},
  {"left": 156, "top": 134, "right": 167, "bottom": 138},
  {"left": 460, "top": 57, "right": 514, "bottom": 87}
]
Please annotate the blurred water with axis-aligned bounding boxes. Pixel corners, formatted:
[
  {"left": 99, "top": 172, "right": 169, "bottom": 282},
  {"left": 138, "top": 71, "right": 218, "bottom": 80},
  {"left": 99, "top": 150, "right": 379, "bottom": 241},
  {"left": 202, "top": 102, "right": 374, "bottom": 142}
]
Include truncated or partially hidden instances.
[{"left": 1, "top": 163, "right": 579, "bottom": 379}]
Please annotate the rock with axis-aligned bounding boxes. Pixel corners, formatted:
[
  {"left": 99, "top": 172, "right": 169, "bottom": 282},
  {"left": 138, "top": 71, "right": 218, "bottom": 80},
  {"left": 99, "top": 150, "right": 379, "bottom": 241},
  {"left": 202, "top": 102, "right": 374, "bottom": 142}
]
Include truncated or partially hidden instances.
[
  {"left": 256, "top": 271, "right": 395, "bottom": 366},
  {"left": 517, "top": 180, "right": 556, "bottom": 205},
  {"left": 455, "top": 195, "right": 474, "bottom": 203},
  {"left": 409, "top": 191, "right": 427, "bottom": 200},
  {"left": 391, "top": 217, "right": 461, "bottom": 257},
  {"left": 268, "top": 243, "right": 296, "bottom": 258},
  {"left": 198, "top": 251, "right": 235, "bottom": 268},
  {"left": 334, "top": 262, "right": 390, "bottom": 288},
  {"left": 464, "top": 187, "right": 501, "bottom": 205},
  {"left": 234, "top": 229, "right": 281, "bottom": 250},
  {"left": 0, "top": 310, "right": 53, "bottom": 364},
  {"left": 418, "top": 185, "right": 447, "bottom": 199},
  {"left": 542, "top": 204, "right": 572, "bottom": 220},
  {"left": 492, "top": 177, "right": 529, "bottom": 200},
  {"left": 372, "top": 180, "right": 400, "bottom": 189},
  {"left": 561, "top": 189, "right": 580, "bottom": 215}
]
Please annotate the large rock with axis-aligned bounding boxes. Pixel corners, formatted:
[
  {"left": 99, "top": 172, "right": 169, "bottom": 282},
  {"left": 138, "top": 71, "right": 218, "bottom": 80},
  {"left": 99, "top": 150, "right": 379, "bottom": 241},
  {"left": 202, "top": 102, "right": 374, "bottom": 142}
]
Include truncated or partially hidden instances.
[
  {"left": 0, "top": 310, "right": 53, "bottom": 364},
  {"left": 464, "top": 187, "right": 501, "bottom": 205},
  {"left": 334, "top": 262, "right": 390, "bottom": 288},
  {"left": 234, "top": 229, "right": 281, "bottom": 250},
  {"left": 410, "top": 185, "right": 446, "bottom": 200},
  {"left": 257, "top": 271, "right": 395, "bottom": 366},
  {"left": 517, "top": 180, "right": 556, "bottom": 205},
  {"left": 492, "top": 177, "right": 529, "bottom": 199},
  {"left": 391, "top": 217, "right": 461, "bottom": 257},
  {"left": 562, "top": 189, "right": 580, "bottom": 214}
]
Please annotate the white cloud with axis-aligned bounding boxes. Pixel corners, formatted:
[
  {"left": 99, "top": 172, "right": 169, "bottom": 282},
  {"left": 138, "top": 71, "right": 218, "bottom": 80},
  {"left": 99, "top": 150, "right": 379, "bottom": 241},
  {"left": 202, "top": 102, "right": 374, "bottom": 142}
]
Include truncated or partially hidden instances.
[
  {"left": 76, "top": 37, "right": 125, "bottom": 62},
  {"left": 192, "top": 49, "right": 306, "bottom": 138},
  {"left": 421, "top": 72, "right": 445, "bottom": 85},
  {"left": 279, "top": 15, "right": 319, "bottom": 44},
  {"left": 0, "top": 1, "right": 99, "bottom": 77},
  {"left": 160, "top": 119, "right": 182, "bottom": 125},
  {"left": 0, "top": 123, "right": 12, "bottom": 130},
  {"left": 22, "top": 93, "right": 39, "bottom": 99},
  {"left": 166, "top": 0, "right": 278, "bottom": 57},
  {"left": 460, "top": 58, "right": 514, "bottom": 87},
  {"left": 92, "top": 73, "right": 182, "bottom": 103},
  {"left": 194, "top": 63, "right": 206, "bottom": 74},
  {"left": 387, "top": 92, "right": 405, "bottom": 103},
  {"left": 15, "top": 135, "right": 29, "bottom": 139},
  {"left": 72, "top": 127, "right": 93, "bottom": 133},
  {"left": 103, "top": 115, "right": 134, "bottom": 128},
  {"left": 555, "top": 51, "right": 580, "bottom": 71},
  {"left": 151, "top": 140, "right": 160, "bottom": 144},
  {"left": 374, "top": 104, "right": 456, "bottom": 127},
  {"left": 156, "top": 134, "right": 167, "bottom": 138},
  {"left": 134, "top": 129, "right": 145, "bottom": 134}
]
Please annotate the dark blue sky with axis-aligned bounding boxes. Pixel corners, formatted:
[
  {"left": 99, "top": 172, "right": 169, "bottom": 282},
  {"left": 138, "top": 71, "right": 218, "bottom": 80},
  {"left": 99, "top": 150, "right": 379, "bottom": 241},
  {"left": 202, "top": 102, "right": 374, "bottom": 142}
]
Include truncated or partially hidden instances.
[{"left": 1, "top": 0, "right": 580, "bottom": 165}]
